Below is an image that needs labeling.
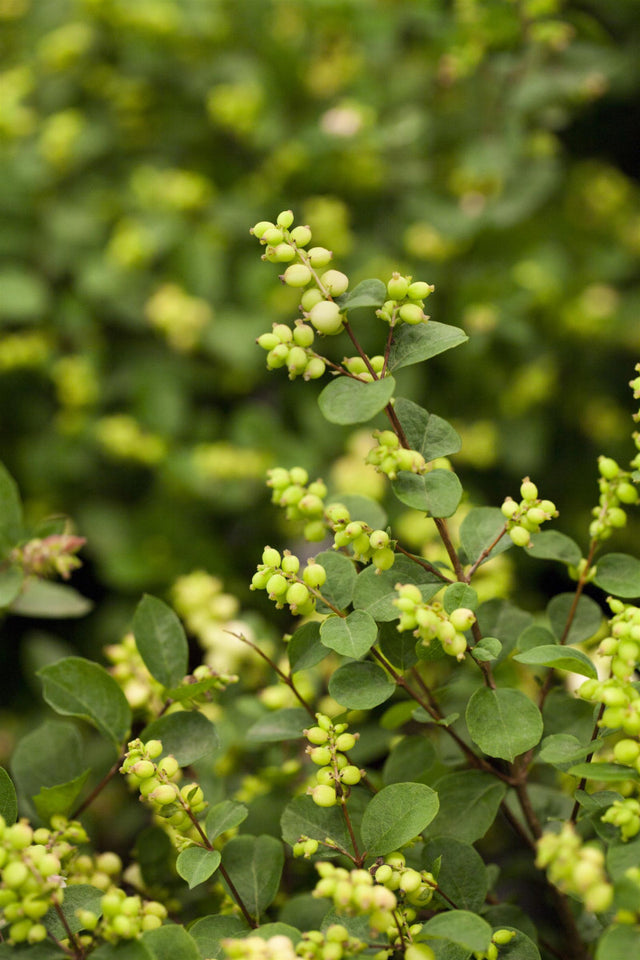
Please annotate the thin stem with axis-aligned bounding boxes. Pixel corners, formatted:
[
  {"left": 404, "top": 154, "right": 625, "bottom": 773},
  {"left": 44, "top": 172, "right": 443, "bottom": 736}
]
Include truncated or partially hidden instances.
[
  {"left": 52, "top": 894, "right": 84, "bottom": 957},
  {"left": 394, "top": 543, "right": 453, "bottom": 583},
  {"left": 569, "top": 701, "right": 605, "bottom": 824},
  {"left": 71, "top": 757, "right": 123, "bottom": 820},
  {"left": 433, "top": 518, "right": 466, "bottom": 581},
  {"left": 225, "top": 630, "right": 316, "bottom": 719},
  {"left": 465, "top": 524, "right": 508, "bottom": 580}
]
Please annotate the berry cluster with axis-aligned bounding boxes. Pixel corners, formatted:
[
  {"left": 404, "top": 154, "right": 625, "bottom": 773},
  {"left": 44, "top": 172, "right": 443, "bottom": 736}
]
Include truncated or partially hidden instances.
[
  {"left": 596, "top": 597, "right": 640, "bottom": 682},
  {"left": 326, "top": 504, "right": 395, "bottom": 572},
  {"left": 223, "top": 934, "right": 297, "bottom": 960},
  {"left": 500, "top": 478, "right": 558, "bottom": 547},
  {"left": 535, "top": 824, "right": 613, "bottom": 913},
  {"left": 589, "top": 456, "right": 638, "bottom": 541},
  {"left": 296, "top": 925, "right": 367, "bottom": 960},
  {"left": 312, "top": 862, "right": 397, "bottom": 934},
  {"left": 302, "top": 714, "right": 362, "bottom": 810},
  {"left": 372, "top": 850, "right": 437, "bottom": 909},
  {"left": 78, "top": 890, "right": 167, "bottom": 944},
  {"left": 365, "top": 430, "right": 427, "bottom": 480},
  {"left": 601, "top": 798, "right": 640, "bottom": 842},
  {"left": 10, "top": 533, "right": 85, "bottom": 581},
  {"left": 377, "top": 272, "right": 434, "bottom": 327},
  {"left": 342, "top": 354, "right": 386, "bottom": 382},
  {"left": 267, "top": 466, "right": 328, "bottom": 541},
  {"left": 472, "top": 929, "right": 516, "bottom": 960},
  {"left": 251, "top": 546, "right": 327, "bottom": 616},
  {"left": 394, "top": 584, "right": 475, "bottom": 661},
  {"left": 121, "top": 739, "right": 206, "bottom": 846},
  {"left": 256, "top": 321, "right": 326, "bottom": 381}
]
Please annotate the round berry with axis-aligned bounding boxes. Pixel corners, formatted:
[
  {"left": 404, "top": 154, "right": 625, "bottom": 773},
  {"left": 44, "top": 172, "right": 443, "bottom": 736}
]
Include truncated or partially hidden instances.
[
  {"left": 304, "top": 358, "right": 326, "bottom": 381},
  {"left": 303, "top": 562, "right": 327, "bottom": 588},
  {"left": 509, "top": 525, "right": 531, "bottom": 547},
  {"left": 276, "top": 209, "right": 294, "bottom": 229},
  {"left": 520, "top": 478, "right": 538, "bottom": 501},
  {"left": 308, "top": 247, "right": 332, "bottom": 267},
  {"left": 387, "top": 274, "right": 409, "bottom": 300},
  {"left": 290, "top": 225, "right": 312, "bottom": 246},
  {"left": 262, "top": 546, "right": 281, "bottom": 568},
  {"left": 372, "top": 547, "right": 395, "bottom": 571},
  {"left": 399, "top": 303, "right": 424, "bottom": 325},
  {"left": 308, "top": 300, "right": 343, "bottom": 335},
  {"left": 301, "top": 288, "right": 324, "bottom": 312},
  {"left": 293, "top": 323, "right": 315, "bottom": 348},
  {"left": 320, "top": 270, "right": 349, "bottom": 296},
  {"left": 311, "top": 784, "right": 337, "bottom": 807},
  {"left": 266, "top": 573, "right": 288, "bottom": 597},
  {"left": 282, "top": 264, "right": 312, "bottom": 288},
  {"left": 599, "top": 457, "right": 620, "bottom": 480},
  {"left": 407, "top": 281, "right": 434, "bottom": 299},
  {"left": 251, "top": 221, "right": 274, "bottom": 239}
]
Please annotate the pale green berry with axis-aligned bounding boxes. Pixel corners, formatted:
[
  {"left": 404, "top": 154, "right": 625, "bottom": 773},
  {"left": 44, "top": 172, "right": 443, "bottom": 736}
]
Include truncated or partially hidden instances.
[
  {"left": 309, "top": 300, "right": 343, "bottom": 335},
  {"left": 303, "top": 838, "right": 319, "bottom": 856},
  {"left": 408, "top": 281, "right": 434, "bottom": 299},
  {"left": 608, "top": 507, "right": 627, "bottom": 528},
  {"left": 526, "top": 506, "right": 546, "bottom": 525},
  {"left": 370, "top": 355, "right": 385, "bottom": 372},
  {"left": 539, "top": 499, "right": 557, "bottom": 515},
  {"left": 309, "top": 746, "right": 332, "bottom": 766},
  {"left": 130, "top": 759, "right": 155, "bottom": 780},
  {"left": 311, "top": 784, "right": 337, "bottom": 807},
  {"left": 2, "top": 860, "right": 29, "bottom": 888},
  {"left": 352, "top": 532, "right": 371, "bottom": 556},
  {"left": 509, "top": 525, "right": 531, "bottom": 547},
  {"left": 283, "top": 264, "right": 312, "bottom": 288},
  {"left": 304, "top": 357, "right": 326, "bottom": 380},
  {"left": 276, "top": 209, "right": 294, "bottom": 228},
  {"left": 273, "top": 323, "right": 293, "bottom": 342},
  {"left": 150, "top": 784, "right": 177, "bottom": 805},
  {"left": 267, "top": 344, "right": 289, "bottom": 369},
  {"left": 281, "top": 553, "right": 300, "bottom": 574},
  {"left": 320, "top": 270, "right": 349, "bottom": 296},
  {"left": 340, "top": 765, "right": 361, "bottom": 785},
  {"left": 308, "top": 246, "right": 332, "bottom": 267},
  {"left": 262, "top": 227, "right": 284, "bottom": 245},
  {"left": 27, "top": 924, "right": 47, "bottom": 944},
  {"left": 520, "top": 478, "right": 538, "bottom": 501},
  {"left": 375, "top": 864, "right": 393, "bottom": 884},
  {"left": 251, "top": 220, "right": 274, "bottom": 239},
  {"left": 251, "top": 570, "right": 270, "bottom": 590},
  {"left": 316, "top": 767, "right": 335, "bottom": 786},
  {"left": 614, "top": 739, "right": 640, "bottom": 764},
  {"left": 301, "top": 287, "right": 324, "bottom": 312},
  {"left": 257, "top": 333, "right": 280, "bottom": 351},
  {"left": 290, "top": 225, "right": 312, "bottom": 246},
  {"left": 262, "top": 546, "right": 281, "bottom": 567},
  {"left": 372, "top": 547, "right": 395, "bottom": 571},
  {"left": 617, "top": 482, "right": 638, "bottom": 504},
  {"left": 501, "top": 498, "right": 519, "bottom": 519},
  {"left": 266, "top": 573, "right": 288, "bottom": 597},
  {"left": 369, "top": 529, "right": 389, "bottom": 550},
  {"left": 298, "top": 493, "right": 324, "bottom": 516},
  {"left": 334, "top": 732, "right": 356, "bottom": 752},
  {"left": 303, "top": 562, "right": 327, "bottom": 588},
  {"left": 397, "top": 583, "right": 422, "bottom": 604},
  {"left": 287, "top": 346, "right": 308, "bottom": 376},
  {"left": 387, "top": 273, "right": 409, "bottom": 300},
  {"left": 306, "top": 726, "right": 329, "bottom": 745},
  {"left": 344, "top": 356, "right": 368, "bottom": 375},
  {"left": 399, "top": 303, "right": 424, "bottom": 325},
  {"left": 400, "top": 869, "right": 422, "bottom": 893},
  {"left": 286, "top": 582, "right": 310, "bottom": 609},
  {"left": 303, "top": 519, "right": 327, "bottom": 540},
  {"left": 290, "top": 467, "right": 309, "bottom": 485},
  {"left": 599, "top": 457, "right": 620, "bottom": 480},
  {"left": 449, "top": 607, "right": 475, "bottom": 632},
  {"left": 271, "top": 243, "right": 296, "bottom": 262},
  {"left": 144, "top": 739, "right": 163, "bottom": 758},
  {"left": 293, "top": 323, "right": 315, "bottom": 347}
]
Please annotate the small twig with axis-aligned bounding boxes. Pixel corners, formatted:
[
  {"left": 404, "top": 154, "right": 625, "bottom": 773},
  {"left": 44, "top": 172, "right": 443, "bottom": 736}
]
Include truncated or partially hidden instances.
[{"left": 225, "top": 630, "right": 316, "bottom": 719}]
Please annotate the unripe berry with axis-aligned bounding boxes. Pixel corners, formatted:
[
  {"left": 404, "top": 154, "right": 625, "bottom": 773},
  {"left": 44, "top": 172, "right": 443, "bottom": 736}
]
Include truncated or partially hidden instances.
[
  {"left": 526, "top": 506, "right": 546, "bottom": 525},
  {"left": 400, "top": 869, "right": 422, "bottom": 893},
  {"left": 2, "top": 860, "right": 28, "bottom": 888},
  {"left": 262, "top": 227, "right": 284, "bottom": 245},
  {"left": 293, "top": 323, "right": 315, "bottom": 348},
  {"left": 340, "top": 765, "right": 362, "bottom": 785},
  {"left": 282, "top": 264, "right": 312, "bottom": 288},
  {"left": 286, "top": 582, "right": 310, "bottom": 609},
  {"left": 303, "top": 519, "right": 327, "bottom": 539},
  {"left": 320, "top": 270, "right": 349, "bottom": 296},
  {"left": 266, "top": 573, "right": 288, "bottom": 597},
  {"left": 257, "top": 333, "right": 280, "bottom": 351},
  {"left": 251, "top": 221, "right": 274, "bottom": 239},
  {"left": 501, "top": 497, "right": 519, "bottom": 519},
  {"left": 309, "top": 300, "right": 343, "bottom": 335},
  {"left": 492, "top": 929, "right": 516, "bottom": 945},
  {"left": 311, "top": 784, "right": 337, "bottom": 807},
  {"left": 334, "top": 733, "right": 356, "bottom": 752},
  {"left": 520, "top": 478, "right": 538, "bottom": 501},
  {"left": 301, "top": 288, "right": 324, "bottom": 312},
  {"left": 372, "top": 547, "right": 395, "bottom": 571},
  {"left": 369, "top": 530, "right": 390, "bottom": 550},
  {"left": 599, "top": 457, "right": 619, "bottom": 480},
  {"left": 262, "top": 546, "right": 281, "bottom": 568},
  {"left": 150, "top": 784, "right": 178, "bottom": 805},
  {"left": 309, "top": 746, "right": 332, "bottom": 766},
  {"left": 404, "top": 944, "right": 435, "bottom": 960},
  {"left": 304, "top": 358, "right": 326, "bottom": 381},
  {"left": 614, "top": 739, "right": 640, "bottom": 765},
  {"left": 157, "top": 755, "right": 179, "bottom": 778},
  {"left": 130, "top": 759, "right": 155, "bottom": 780},
  {"left": 276, "top": 209, "right": 294, "bottom": 228},
  {"left": 509, "top": 525, "right": 531, "bottom": 547},
  {"left": 303, "top": 562, "right": 327, "bottom": 588},
  {"left": 6, "top": 822, "right": 33, "bottom": 849},
  {"left": 267, "top": 345, "right": 289, "bottom": 369},
  {"left": 306, "top": 726, "right": 329, "bottom": 745},
  {"left": 407, "top": 281, "right": 434, "bottom": 299},
  {"left": 290, "top": 225, "right": 312, "bottom": 246},
  {"left": 308, "top": 246, "right": 333, "bottom": 267},
  {"left": 398, "top": 303, "right": 424, "bottom": 325},
  {"left": 617, "top": 482, "right": 638, "bottom": 504},
  {"left": 449, "top": 607, "right": 475, "bottom": 632},
  {"left": 281, "top": 553, "right": 300, "bottom": 574},
  {"left": 287, "top": 346, "right": 308, "bottom": 375},
  {"left": 608, "top": 507, "right": 627, "bottom": 528},
  {"left": 271, "top": 243, "right": 296, "bottom": 262},
  {"left": 387, "top": 274, "right": 409, "bottom": 300}
]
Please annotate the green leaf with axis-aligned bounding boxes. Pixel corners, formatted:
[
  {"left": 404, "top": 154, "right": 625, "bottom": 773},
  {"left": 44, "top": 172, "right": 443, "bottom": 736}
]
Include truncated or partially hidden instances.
[
  {"left": 459, "top": 507, "right": 512, "bottom": 566},
  {"left": 473, "top": 637, "right": 502, "bottom": 662},
  {"left": 314, "top": 551, "right": 357, "bottom": 613},
  {"left": 513, "top": 644, "right": 597, "bottom": 679},
  {"left": 361, "top": 782, "right": 439, "bottom": 856},
  {"left": 10, "top": 580, "right": 92, "bottom": 618},
  {"left": 0, "top": 565, "right": 23, "bottom": 607},
  {"left": 10, "top": 721, "right": 87, "bottom": 817},
  {"left": 132, "top": 594, "right": 189, "bottom": 689},
  {"left": 517, "top": 624, "right": 557, "bottom": 652},
  {"left": 44, "top": 884, "right": 103, "bottom": 939},
  {"left": 0, "top": 461, "right": 23, "bottom": 553},
  {"left": 247, "top": 708, "right": 309, "bottom": 742},
  {"left": 0, "top": 944, "right": 69, "bottom": 959},
  {"left": 189, "top": 916, "right": 250, "bottom": 960},
  {"left": 392, "top": 469, "right": 462, "bottom": 517},
  {"left": 329, "top": 661, "right": 395, "bottom": 709},
  {"left": 595, "top": 924, "right": 640, "bottom": 960},
  {"left": 547, "top": 593, "right": 602, "bottom": 645},
  {"left": 288, "top": 621, "right": 330, "bottom": 672},
  {"left": 328, "top": 494, "right": 387, "bottom": 531},
  {"left": 318, "top": 376, "right": 395, "bottom": 425},
  {"left": 425, "top": 771, "right": 507, "bottom": 843},
  {"left": 443, "top": 583, "right": 478, "bottom": 614},
  {"left": 476, "top": 599, "right": 534, "bottom": 660},
  {"left": 141, "top": 711, "right": 218, "bottom": 766},
  {"left": 320, "top": 610, "right": 378, "bottom": 658},
  {"left": 220, "top": 835, "right": 284, "bottom": 920},
  {"left": 252, "top": 923, "right": 300, "bottom": 944},
  {"left": 568, "top": 762, "right": 639, "bottom": 782},
  {"left": 490, "top": 930, "right": 541, "bottom": 960},
  {"left": 377, "top": 621, "right": 420, "bottom": 670},
  {"left": 394, "top": 398, "right": 462, "bottom": 460},
  {"left": 594, "top": 553, "right": 640, "bottom": 599},
  {"left": 421, "top": 910, "right": 492, "bottom": 952},
  {"left": 607, "top": 837, "right": 640, "bottom": 881},
  {"left": 387, "top": 321, "right": 468, "bottom": 371},
  {"left": 176, "top": 846, "right": 222, "bottom": 889},
  {"left": 539, "top": 734, "right": 595, "bottom": 768},
  {"left": 206, "top": 800, "right": 249, "bottom": 843},
  {"left": 528, "top": 530, "right": 582, "bottom": 566},
  {"left": 33, "top": 770, "right": 91, "bottom": 821},
  {"left": 466, "top": 688, "right": 543, "bottom": 761},
  {"left": 134, "top": 826, "right": 173, "bottom": 887},
  {"left": 352, "top": 555, "right": 442, "bottom": 622},
  {"left": 336, "top": 278, "right": 387, "bottom": 312},
  {"left": 424, "top": 837, "right": 488, "bottom": 912},
  {"left": 38, "top": 657, "right": 131, "bottom": 751},
  {"left": 281, "top": 795, "right": 353, "bottom": 855},
  {"left": 90, "top": 944, "right": 154, "bottom": 960},
  {"left": 163, "top": 675, "right": 229, "bottom": 704},
  {"left": 142, "top": 924, "right": 201, "bottom": 960},
  {"left": 0, "top": 767, "right": 17, "bottom": 824},
  {"left": 382, "top": 736, "right": 436, "bottom": 785}
]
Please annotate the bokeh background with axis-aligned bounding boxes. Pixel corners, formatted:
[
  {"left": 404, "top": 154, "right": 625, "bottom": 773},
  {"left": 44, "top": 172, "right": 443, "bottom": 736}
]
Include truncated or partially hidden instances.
[{"left": 1, "top": 0, "right": 639, "bottom": 727}]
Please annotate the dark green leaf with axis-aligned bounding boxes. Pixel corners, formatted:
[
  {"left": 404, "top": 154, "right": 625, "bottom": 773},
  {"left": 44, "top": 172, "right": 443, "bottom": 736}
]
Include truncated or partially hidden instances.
[
  {"left": 361, "top": 782, "right": 439, "bottom": 855},
  {"left": 491, "top": 930, "right": 541, "bottom": 960},
  {"left": 33, "top": 770, "right": 91, "bottom": 821},
  {"left": 476, "top": 599, "right": 534, "bottom": 660},
  {"left": 607, "top": 837, "right": 640, "bottom": 881},
  {"left": 443, "top": 583, "right": 478, "bottom": 614},
  {"left": 318, "top": 376, "right": 395, "bottom": 425},
  {"left": 392, "top": 469, "right": 462, "bottom": 517},
  {"left": 288, "top": 622, "right": 330, "bottom": 672},
  {"left": 459, "top": 507, "right": 511, "bottom": 566},
  {"left": 314, "top": 551, "right": 357, "bottom": 613},
  {"left": 424, "top": 838, "right": 488, "bottom": 912},
  {"left": 176, "top": 846, "right": 221, "bottom": 889},
  {"left": 513, "top": 645, "right": 597, "bottom": 679},
  {"left": 10, "top": 721, "right": 87, "bottom": 817},
  {"left": 0, "top": 460, "right": 23, "bottom": 552},
  {"left": 327, "top": 494, "right": 387, "bottom": 531},
  {"left": 595, "top": 924, "right": 640, "bottom": 959},
  {"left": 10, "top": 580, "right": 92, "bottom": 618},
  {"left": 0, "top": 565, "right": 23, "bottom": 607},
  {"left": 547, "top": 593, "right": 602, "bottom": 645},
  {"left": 336, "top": 278, "right": 387, "bottom": 312},
  {"left": 377, "top": 621, "right": 420, "bottom": 670},
  {"left": 466, "top": 688, "right": 543, "bottom": 761},
  {"left": 44, "top": 884, "right": 103, "bottom": 939},
  {"left": 90, "top": 944, "right": 154, "bottom": 960},
  {"left": 279, "top": 894, "right": 329, "bottom": 931},
  {"left": 135, "top": 826, "right": 173, "bottom": 887},
  {"left": 0, "top": 767, "right": 17, "bottom": 824},
  {"left": 281, "top": 795, "right": 353, "bottom": 854},
  {"left": 568, "top": 762, "right": 639, "bottom": 782},
  {"left": 352, "top": 555, "right": 443, "bottom": 622},
  {"left": 132, "top": 594, "right": 189, "bottom": 689},
  {"left": 425, "top": 771, "right": 507, "bottom": 843},
  {"left": 142, "top": 924, "right": 201, "bottom": 960},
  {"left": 387, "top": 321, "right": 468, "bottom": 371},
  {"left": 206, "top": 800, "right": 249, "bottom": 843},
  {"left": 189, "top": 916, "right": 249, "bottom": 960},
  {"left": 164, "top": 675, "right": 230, "bottom": 704},
  {"left": 382, "top": 736, "right": 436, "bottom": 785},
  {"left": 517, "top": 624, "right": 557, "bottom": 652},
  {"left": 252, "top": 924, "right": 300, "bottom": 944},
  {"left": 528, "top": 530, "right": 582, "bottom": 566},
  {"left": 38, "top": 657, "right": 131, "bottom": 751},
  {"left": 394, "top": 398, "right": 462, "bottom": 460},
  {"left": 421, "top": 910, "right": 492, "bottom": 952},
  {"left": 141, "top": 711, "right": 218, "bottom": 766},
  {"left": 221, "top": 835, "right": 284, "bottom": 920},
  {"left": 538, "top": 734, "right": 595, "bottom": 768},
  {"left": 594, "top": 554, "right": 640, "bottom": 599},
  {"left": 247, "top": 708, "right": 309, "bottom": 742},
  {"left": 329, "top": 661, "right": 395, "bottom": 709},
  {"left": 320, "top": 610, "right": 377, "bottom": 658},
  {"left": 473, "top": 637, "right": 502, "bottom": 662}
]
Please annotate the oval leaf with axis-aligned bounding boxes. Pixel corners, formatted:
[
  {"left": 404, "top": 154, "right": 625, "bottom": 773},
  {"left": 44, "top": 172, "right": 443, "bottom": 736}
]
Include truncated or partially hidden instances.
[
  {"left": 361, "top": 782, "right": 439, "bottom": 856},
  {"left": 142, "top": 924, "right": 201, "bottom": 960},
  {"left": 0, "top": 767, "right": 17, "bottom": 825},
  {"left": 33, "top": 770, "right": 91, "bottom": 821},
  {"left": 459, "top": 507, "right": 512, "bottom": 566},
  {"left": 528, "top": 530, "right": 582, "bottom": 566},
  {"left": 421, "top": 909, "right": 492, "bottom": 952},
  {"left": 132, "top": 594, "right": 189, "bottom": 689},
  {"left": 394, "top": 398, "right": 462, "bottom": 460},
  {"left": 44, "top": 884, "right": 104, "bottom": 939},
  {"left": 466, "top": 688, "right": 543, "bottom": 762},
  {"left": 247, "top": 708, "right": 309, "bottom": 742},
  {"left": 288, "top": 621, "right": 329, "bottom": 672},
  {"left": 547, "top": 593, "right": 602, "bottom": 645},
  {"left": 281, "top": 795, "right": 353, "bottom": 855},
  {"left": 352, "top": 556, "right": 443, "bottom": 622},
  {"left": 314, "top": 551, "right": 357, "bottom": 613},
  {"left": 392, "top": 469, "right": 462, "bottom": 517},
  {"left": 336, "top": 278, "right": 387, "bottom": 311},
  {"left": 320, "top": 610, "right": 377, "bottom": 659},
  {"left": 387, "top": 321, "right": 468, "bottom": 371},
  {"left": 141, "top": 711, "right": 218, "bottom": 766},
  {"left": 176, "top": 846, "right": 221, "bottom": 889},
  {"left": 329, "top": 661, "right": 395, "bottom": 709},
  {"left": 318, "top": 376, "right": 395, "bottom": 425},
  {"left": 594, "top": 553, "right": 640, "bottom": 599},
  {"left": 221, "top": 835, "right": 284, "bottom": 920},
  {"left": 425, "top": 771, "right": 507, "bottom": 843},
  {"left": 206, "top": 800, "right": 249, "bottom": 843},
  {"left": 513, "top": 645, "right": 597, "bottom": 679},
  {"left": 38, "top": 657, "right": 131, "bottom": 751},
  {"left": 0, "top": 460, "right": 23, "bottom": 551},
  {"left": 10, "top": 580, "right": 92, "bottom": 618}
]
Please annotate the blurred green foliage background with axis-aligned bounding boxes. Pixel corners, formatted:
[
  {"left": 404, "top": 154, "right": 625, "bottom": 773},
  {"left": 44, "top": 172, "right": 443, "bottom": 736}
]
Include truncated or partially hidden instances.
[{"left": 1, "top": 0, "right": 639, "bottom": 717}]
